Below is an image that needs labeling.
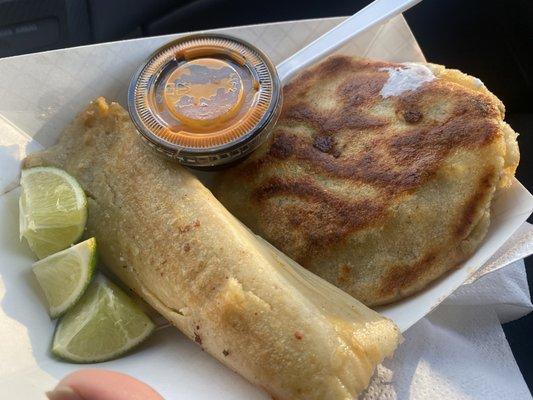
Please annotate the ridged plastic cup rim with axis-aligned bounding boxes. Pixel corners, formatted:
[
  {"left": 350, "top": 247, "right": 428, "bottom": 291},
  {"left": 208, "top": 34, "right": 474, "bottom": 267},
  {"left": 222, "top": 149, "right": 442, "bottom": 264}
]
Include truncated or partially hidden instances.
[{"left": 127, "top": 33, "right": 282, "bottom": 166}]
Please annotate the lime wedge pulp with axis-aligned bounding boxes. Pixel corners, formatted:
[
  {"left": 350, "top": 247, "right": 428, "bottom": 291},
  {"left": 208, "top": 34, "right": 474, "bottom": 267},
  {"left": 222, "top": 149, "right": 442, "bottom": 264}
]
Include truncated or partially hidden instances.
[
  {"left": 52, "top": 279, "right": 155, "bottom": 363},
  {"left": 32, "top": 238, "right": 97, "bottom": 318},
  {"left": 20, "top": 167, "right": 87, "bottom": 259}
]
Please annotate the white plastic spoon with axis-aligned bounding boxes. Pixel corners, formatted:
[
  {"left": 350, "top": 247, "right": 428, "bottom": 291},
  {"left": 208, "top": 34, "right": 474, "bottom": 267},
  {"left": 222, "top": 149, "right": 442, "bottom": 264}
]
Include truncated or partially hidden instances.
[{"left": 276, "top": 0, "right": 423, "bottom": 83}]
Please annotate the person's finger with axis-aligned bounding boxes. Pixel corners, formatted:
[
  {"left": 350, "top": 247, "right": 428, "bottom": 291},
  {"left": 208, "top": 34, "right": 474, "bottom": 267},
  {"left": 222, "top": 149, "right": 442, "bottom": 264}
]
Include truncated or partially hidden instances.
[{"left": 46, "top": 369, "right": 164, "bottom": 400}]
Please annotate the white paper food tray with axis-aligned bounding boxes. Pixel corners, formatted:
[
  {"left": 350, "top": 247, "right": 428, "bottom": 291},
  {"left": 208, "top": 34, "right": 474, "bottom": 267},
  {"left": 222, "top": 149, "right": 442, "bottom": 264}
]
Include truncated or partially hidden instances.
[{"left": 0, "top": 16, "right": 531, "bottom": 400}]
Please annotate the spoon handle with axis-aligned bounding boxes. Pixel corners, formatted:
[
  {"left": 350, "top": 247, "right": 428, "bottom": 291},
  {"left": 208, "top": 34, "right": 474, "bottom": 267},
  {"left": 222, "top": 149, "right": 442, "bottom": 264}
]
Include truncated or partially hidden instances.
[{"left": 276, "top": 0, "right": 422, "bottom": 83}]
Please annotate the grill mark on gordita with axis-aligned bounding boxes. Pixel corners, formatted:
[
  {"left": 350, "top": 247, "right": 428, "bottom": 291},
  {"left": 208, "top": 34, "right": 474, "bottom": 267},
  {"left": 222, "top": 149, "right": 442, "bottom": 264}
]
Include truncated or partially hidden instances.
[{"left": 252, "top": 177, "right": 385, "bottom": 256}]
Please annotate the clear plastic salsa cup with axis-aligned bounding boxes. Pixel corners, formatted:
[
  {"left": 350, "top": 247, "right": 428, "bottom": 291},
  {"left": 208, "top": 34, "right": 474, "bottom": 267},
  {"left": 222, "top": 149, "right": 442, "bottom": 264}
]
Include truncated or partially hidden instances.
[{"left": 128, "top": 34, "right": 282, "bottom": 169}]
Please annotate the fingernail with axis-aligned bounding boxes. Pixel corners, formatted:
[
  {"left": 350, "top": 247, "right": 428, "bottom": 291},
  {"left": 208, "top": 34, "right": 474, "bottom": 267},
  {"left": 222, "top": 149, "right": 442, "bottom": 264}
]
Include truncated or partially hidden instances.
[{"left": 46, "top": 386, "right": 84, "bottom": 400}]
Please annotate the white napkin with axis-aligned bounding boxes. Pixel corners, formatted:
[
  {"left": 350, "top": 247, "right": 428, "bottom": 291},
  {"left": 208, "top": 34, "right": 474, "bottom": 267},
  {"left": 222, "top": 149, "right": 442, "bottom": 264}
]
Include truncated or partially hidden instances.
[{"left": 363, "top": 257, "right": 533, "bottom": 400}]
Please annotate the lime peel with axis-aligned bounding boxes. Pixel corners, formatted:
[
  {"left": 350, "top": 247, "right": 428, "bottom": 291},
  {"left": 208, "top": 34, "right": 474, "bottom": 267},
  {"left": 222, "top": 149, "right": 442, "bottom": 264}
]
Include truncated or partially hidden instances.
[
  {"left": 20, "top": 167, "right": 87, "bottom": 259},
  {"left": 32, "top": 237, "right": 97, "bottom": 318},
  {"left": 52, "top": 279, "right": 155, "bottom": 363}
]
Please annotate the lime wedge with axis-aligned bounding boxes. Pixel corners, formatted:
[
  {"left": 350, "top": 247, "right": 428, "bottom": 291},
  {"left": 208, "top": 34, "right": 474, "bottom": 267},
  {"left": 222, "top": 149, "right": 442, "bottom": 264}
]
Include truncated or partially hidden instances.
[
  {"left": 52, "top": 279, "right": 155, "bottom": 363},
  {"left": 32, "top": 238, "right": 97, "bottom": 318},
  {"left": 20, "top": 167, "right": 87, "bottom": 259}
]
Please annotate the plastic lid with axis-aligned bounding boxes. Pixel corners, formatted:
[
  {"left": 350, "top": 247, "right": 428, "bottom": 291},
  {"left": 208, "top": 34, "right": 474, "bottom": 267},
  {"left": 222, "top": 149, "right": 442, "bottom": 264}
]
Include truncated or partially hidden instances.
[{"left": 128, "top": 34, "right": 281, "bottom": 168}]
